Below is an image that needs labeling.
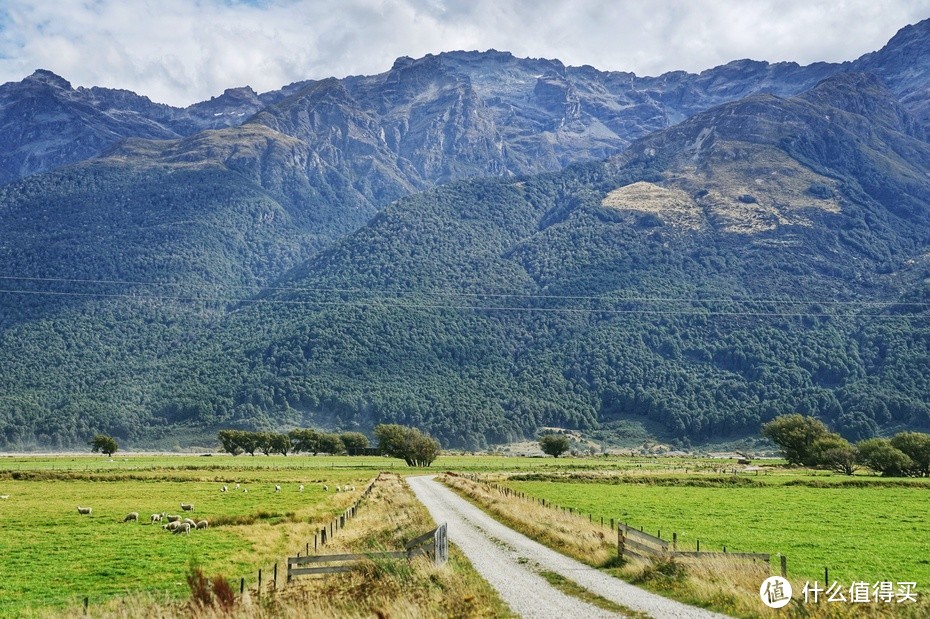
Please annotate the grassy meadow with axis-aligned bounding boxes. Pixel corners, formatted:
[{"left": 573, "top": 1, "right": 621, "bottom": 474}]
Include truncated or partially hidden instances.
[
  {"left": 503, "top": 477, "right": 930, "bottom": 585},
  {"left": 2, "top": 451, "right": 929, "bottom": 618},
  {"left": 0, "top": 454, "right": 379, "bottom": 616}
]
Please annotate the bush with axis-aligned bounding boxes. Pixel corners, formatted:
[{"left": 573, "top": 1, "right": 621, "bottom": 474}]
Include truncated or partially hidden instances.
[{"left": 858, "top": 438, "right": 913, "bottom": 477}]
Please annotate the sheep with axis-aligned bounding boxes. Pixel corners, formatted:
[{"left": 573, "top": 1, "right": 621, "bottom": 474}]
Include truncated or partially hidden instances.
[
  {"left": 123, "top": 512, "right": 139, "bottom": 523},
  {"left": 221, "top": 485, "right": 228, "bottom": 492},
  {"left": 183, "top": 518, "right": 197, "bottom": 527},
  {"left": 274, "top": 484, "right": 281, "bottom": 492},
  {"left": 235, "top": 483, "right": 240, "bottom": 489},
  {"left": 298, "top": 485, "right": 304, "bottom": 492},
  {"left": 195, "top": 520, "right": 209, "bottom": 529},
  {"left": 335, "top": 485, "right": 342, "bottom": 492},
  {"left": 242, "top": 488, "right": 248, "bottom": 493},
  {"left": 0, "top": 495, "right": 9, "bottom": 499},
  {"left": 322, "top": 485, "right": 328, "bottom": 491},
  {"left": 166, "top": 514, "right": 180, "bottom": 523},
  {"left": 163, "top": 521, "right": 180, "bottom": 531},
  {"left": 180, "top": 503, "right": 194, "bottom": 512},
  {"left": 77, "top": 506, "right": 92, "bottom": 515},
  {"left": 150, "top": 513, "right": 163, "bottom": 524},
  {"left": 172, "top": 522, "right": 191, "bottom": 535}
]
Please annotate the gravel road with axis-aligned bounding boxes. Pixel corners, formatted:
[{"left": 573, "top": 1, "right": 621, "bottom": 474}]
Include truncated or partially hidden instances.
[{"left": 407, "top": 475, "right": 731, "bottom": 619}]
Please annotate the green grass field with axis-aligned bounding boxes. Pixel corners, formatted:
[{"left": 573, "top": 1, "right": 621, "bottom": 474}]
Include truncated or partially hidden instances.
[
  {"left": 0, "top": 455, "right": 379, "bottom": 616},
  {"left": 3, "top": 452, "right": 929, "bottom": 616},
  {"left": 504, "top": 477, "right": 930, "bottom": 586}
]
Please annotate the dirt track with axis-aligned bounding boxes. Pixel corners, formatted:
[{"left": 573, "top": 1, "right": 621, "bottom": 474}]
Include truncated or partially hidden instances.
[{"left": 407, "top": 475, "right": 731, "bottom": 619}]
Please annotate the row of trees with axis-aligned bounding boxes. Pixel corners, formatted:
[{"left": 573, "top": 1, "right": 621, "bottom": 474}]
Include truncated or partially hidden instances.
[
  {"left": 217, "top": 424, "right": 441, "bottom": 466},
  {"left": 762, "top": 414, "right": 930, "bottom": 476},
  {"left": 217, "top": 429, "right": 369, "bottom": 457}
]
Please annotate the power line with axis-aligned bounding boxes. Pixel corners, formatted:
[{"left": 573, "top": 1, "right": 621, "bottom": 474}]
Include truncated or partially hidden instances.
[
  {"left": 0, "top": 274, "right": 927, "bottom": 308},
  {"left": 0, "top": 287, "right": 926, "bottom": 320}
]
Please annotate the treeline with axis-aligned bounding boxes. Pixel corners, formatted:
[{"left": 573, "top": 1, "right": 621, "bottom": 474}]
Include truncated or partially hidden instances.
[
  {"left": 762, "top": 414, "right": 930, "bottom": 477},
  {"left": 217, "top": 429, "right": 370, "bottom": 456}
]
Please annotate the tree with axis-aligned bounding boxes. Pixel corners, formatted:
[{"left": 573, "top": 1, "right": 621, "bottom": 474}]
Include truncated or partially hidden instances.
[
  {"left": 858, "top": 438, "right": 913, "bottom": 477},
  {"left": 539, "top": 433, "right": 570, "bottom": 458},
  {"left": 761, "top": 414, "right": 831, "bottom": 466},
  {"left": 269, "top": 433, "right": 292, "bottom": 456},
  {"left": 90, "top": 433, "right": 118, "bottom": 457},
  {"left": 890, "top": 432, "right": 930, "bottom": 477},
  {"left": 340, "top": 432, "right": 370, "bottom": 455},
  {"left": 374, "top": 424, "right": 441, "bottom": 466},
  {"left": 255, "top": 432, "right": 274, "bottom": 456},
  {"left": 218, "top": 430, "right": 243, "bottom": 456},
  {"left": 237, "top": 431, "right": 260, "bottom": 457},
  {"left": 289, "top": 428, "right": 322, "bottom": 455},
  {"left": 810, "top": 436, "right": 860, "bottom": 475},
  {"left": 318, "top": 433, "right": 346, "bottom": 455}
]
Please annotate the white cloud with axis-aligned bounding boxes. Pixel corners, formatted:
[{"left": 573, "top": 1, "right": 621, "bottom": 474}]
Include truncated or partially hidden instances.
[{"left": 0, "top": 0, "right": 928, "bottom": 106}]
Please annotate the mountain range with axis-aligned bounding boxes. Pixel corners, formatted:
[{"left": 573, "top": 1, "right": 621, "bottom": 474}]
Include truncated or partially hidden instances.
[{"left": 1, "top": 19, "right": 930, "bottom": 449}]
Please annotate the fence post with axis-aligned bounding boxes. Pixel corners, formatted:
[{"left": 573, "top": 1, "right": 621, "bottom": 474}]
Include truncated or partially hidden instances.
[
  {"left": 697, "top": 539, "right": 700, "bottom": 552},
  {"left": 781, "top": 556, "right": 787, "bottom": 578},
  {"left": 610, "top": 518, "right": 614, "bottom": 531},
  {"left": 258, "top": 569, "right": 262, "bottom": 592},
  {"left": 673, "top": 532, "right": 677, "bottom": 552},
  {"left": 825, "top": 567, "right": 829, "bottom": 584},
  {"left": 273, "top": 562, "right": 277, "bottom": 590},
  {"left": 83, "top": 597, "right": 88, "bottom": 616},
  {"left": 240, "top": 578, "right": 244, "bottom": 595},
  {"left": 617, "top": 527, "right": 625, "bottom": 559}
]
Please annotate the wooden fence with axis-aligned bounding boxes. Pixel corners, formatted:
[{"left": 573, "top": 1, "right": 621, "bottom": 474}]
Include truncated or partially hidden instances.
[
  {"left": 617, "top": 522, "right": 771, "bottom": 566},
  {"left": 287, "top": 523, "right": 448, "bottom": 581}
]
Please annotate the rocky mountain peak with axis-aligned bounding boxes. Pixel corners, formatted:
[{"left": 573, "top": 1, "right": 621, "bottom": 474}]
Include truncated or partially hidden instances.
[{"left": 23, "top": 69, "right": 73, "bottom": 90}]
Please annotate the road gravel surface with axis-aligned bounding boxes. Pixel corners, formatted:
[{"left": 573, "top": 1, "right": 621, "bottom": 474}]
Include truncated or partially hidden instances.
[{"left": 407, "top": 475, "right": 732, "bottom": 619}]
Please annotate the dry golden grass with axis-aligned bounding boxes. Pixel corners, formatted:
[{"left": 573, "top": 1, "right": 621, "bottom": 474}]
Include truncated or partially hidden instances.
[
  {"left": 440, "top": 474, "right": 616, "bottom": 568},
  {"left": 49, "top": 473, "right": 513, "bottom": 619}
]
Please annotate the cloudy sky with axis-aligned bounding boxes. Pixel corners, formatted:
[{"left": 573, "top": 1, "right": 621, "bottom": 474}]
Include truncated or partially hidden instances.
[{"left": 1, "top": 0, "right": 928, "bottom": 107}]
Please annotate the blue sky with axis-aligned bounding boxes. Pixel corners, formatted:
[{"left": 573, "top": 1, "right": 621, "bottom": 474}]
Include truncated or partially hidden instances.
[{"left": 1, "top": 0, "right": 929, "bottom": 106}]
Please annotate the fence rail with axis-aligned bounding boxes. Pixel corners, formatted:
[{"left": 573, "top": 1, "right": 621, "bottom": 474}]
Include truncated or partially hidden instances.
[{"left": 287, "top": 523, "right": 448, "bottom": 582}]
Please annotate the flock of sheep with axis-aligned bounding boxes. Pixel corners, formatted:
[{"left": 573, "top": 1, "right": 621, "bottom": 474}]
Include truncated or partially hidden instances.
[
  {"left": 76, "top": 503, "right": 207, "bottom": 535},
  {"left": 73, "top": 482, "right": 353, "bottom": 534}
]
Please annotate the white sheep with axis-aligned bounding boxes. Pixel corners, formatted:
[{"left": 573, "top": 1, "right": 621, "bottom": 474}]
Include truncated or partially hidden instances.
[
  {"left": 298, "top": 485, "right": 304, "bottom": 492},
  {"left": 335, "top": 485, "right": 342, "bottom": 492},
  {"left": 322, "top": 485, "right": 328, "bottom": 491},
  {"left": 163, "top": 521, "right": 180, "bottom": 531},
  {"left": 172, "top": 522, "right": 191, "bottom": 535},
  {"left": 123, "top": 512, "right": 139, "bottom": 523},
  {"left": 221, "top": 485, "right": 228, "bottom": 492},
  {"left": 235, "top": 483, "right": 240, "bottom": 489},
  {"left": 242, "top": 488, "right": 248, "bottom": 493},
  {"left": 150, "top": 513, "right": 162, "bottom": 524},
  {"left": 0, "top": 495, "right": 9, "bottom": 500},
  {"left": 275, "top": 485, "right": 281, "bottom": 492},
  {"left": 183, "top": 518, "right": 197, "bottom": 527},
  {"left": 180, "top": 503, "right": 194, "bottom": 512},
  {"left": 77, "top": 506, "right": 92, "bottom": 515},
  {"left": 166, "top": 514, "right": 180, "bottom": 523},
  {"left": 195, "top": 520, "right": 209, "bottom": 529}
]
